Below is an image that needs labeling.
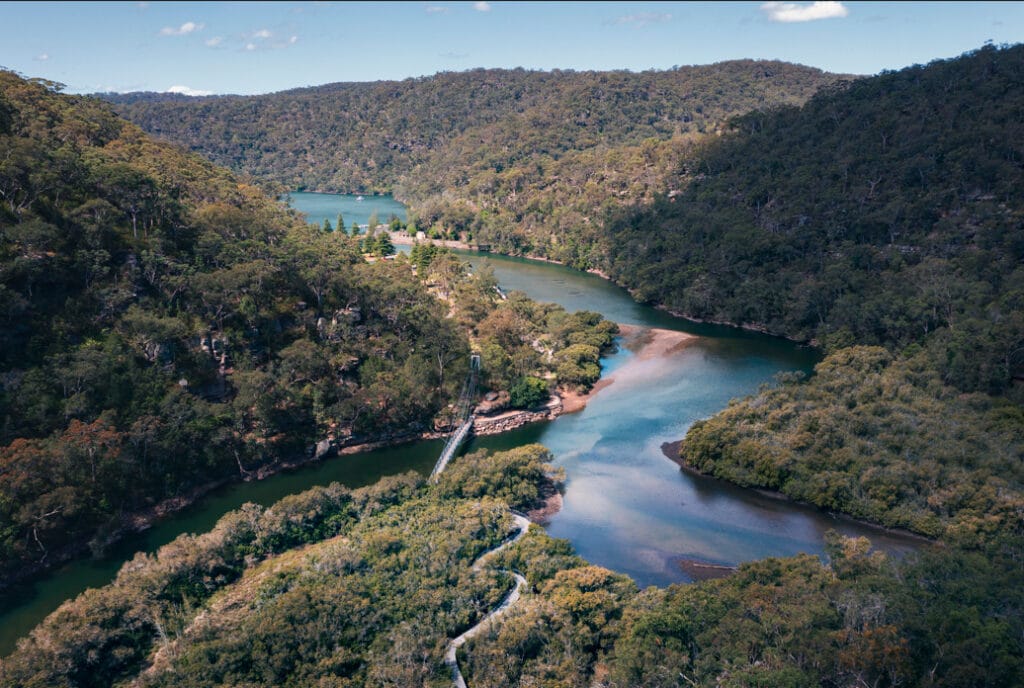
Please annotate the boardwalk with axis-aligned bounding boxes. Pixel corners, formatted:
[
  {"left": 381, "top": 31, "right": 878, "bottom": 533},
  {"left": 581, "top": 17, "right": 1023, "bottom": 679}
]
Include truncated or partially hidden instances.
[
  {"left": 429, "top": 355, "right": 532, "bottom": 688},
  {"left": 442, "top": 513, "right": 531, "bottom": 688}
]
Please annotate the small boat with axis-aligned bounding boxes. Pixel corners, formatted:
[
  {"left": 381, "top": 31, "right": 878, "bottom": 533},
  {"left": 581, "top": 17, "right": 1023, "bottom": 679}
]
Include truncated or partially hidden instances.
[{"left": 356, "top": 195, "right": 364, "bottom": 201}]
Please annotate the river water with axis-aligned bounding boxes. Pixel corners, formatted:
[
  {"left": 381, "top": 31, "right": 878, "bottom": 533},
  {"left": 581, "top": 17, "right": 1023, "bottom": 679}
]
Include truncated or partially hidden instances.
[
  {"left": 0, "top": 194, "right": 921, "bottom": 656},
  {"left": 285, "top": 191, "right": 407, "bottom": 229}
]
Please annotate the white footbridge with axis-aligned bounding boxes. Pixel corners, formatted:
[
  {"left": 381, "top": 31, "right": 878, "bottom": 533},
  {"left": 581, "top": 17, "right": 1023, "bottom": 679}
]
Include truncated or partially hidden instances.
[{"left": 430, "top": 353, "right": 480, "bottom": 481}]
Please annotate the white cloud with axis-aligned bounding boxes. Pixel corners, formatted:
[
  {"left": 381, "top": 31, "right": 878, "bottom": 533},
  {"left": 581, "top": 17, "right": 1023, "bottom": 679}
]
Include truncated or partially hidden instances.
[
  {"left": 239, "top": 31, "right": 299, "bottom": 52},
  {"left": 473, "top": 1, "right": 491, "bottom": 12},
  {"left": 34, "top": 52, "right": 49, "bottom": 61},
  {"left": 205, "top": 36, "right": 223, "bottom": 47},
  {"left": 425, "top": 5, "right": 448, "bottom": 13},
  {"left": 761, "top": 1, "right": 848, "bottom": 23},
  {"left": 613, "top": 12, "right": 672, "bottom": 27},
  {"left": 159, "top": 21, "right": 204, "bottom": 36},
  {"left": 165, "top": 85, "right": 212, "bottom": 96}
]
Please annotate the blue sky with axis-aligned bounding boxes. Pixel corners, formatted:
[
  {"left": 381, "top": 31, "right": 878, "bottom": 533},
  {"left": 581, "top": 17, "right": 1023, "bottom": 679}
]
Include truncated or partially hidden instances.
[{"left": 1, "top": 1, "right": 1022, "bottom": 95}]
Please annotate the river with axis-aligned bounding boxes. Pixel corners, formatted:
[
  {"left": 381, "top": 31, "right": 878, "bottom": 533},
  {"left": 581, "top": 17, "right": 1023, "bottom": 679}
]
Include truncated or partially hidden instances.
[
  {"left": 0, "top": 193, "right": 921, "bottom": 656},
  {"left": 283, "top": 191, "right": 407, "bottom": 229}
]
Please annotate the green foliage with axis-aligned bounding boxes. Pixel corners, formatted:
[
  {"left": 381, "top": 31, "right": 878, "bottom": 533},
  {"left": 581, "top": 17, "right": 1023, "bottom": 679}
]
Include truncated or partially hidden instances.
[
  {"left": 609, "top": 555, "right": 847, "bottom": 688},
  {"left": 0, "top": 448, "right": 556, "bottom": 688},
  {"left": 0, "top": 70, "right": 471, "bottom": 585},
  {"left": 680, "top": 346, "right": 1024, "bottom": 544},
  {"left": 435, "top": 443, "right": 562, "bottom": 513},
  {"left": 471, "top": 290, "right": 618, "bottom": 393},
  {"left": 554, "top": 342, "right": 602, "bottom": 390},
  {"left": 509, "top": 376, "right": 549, "bottom": 409}
]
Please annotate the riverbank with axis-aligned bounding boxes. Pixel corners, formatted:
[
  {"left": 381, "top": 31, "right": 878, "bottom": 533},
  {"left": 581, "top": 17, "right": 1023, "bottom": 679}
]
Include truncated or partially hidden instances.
[
  {"left": 660, "top": 440, "right": 935, "bottom": 546},
  {"left": 387, "top": 232, "right": 614, "bottom": 280},
  {"left": 1, "top": 322, "right": 661, "bottom": 592},
  {"left": 557, "top": 325, "right": 698, "bottom": 415}
]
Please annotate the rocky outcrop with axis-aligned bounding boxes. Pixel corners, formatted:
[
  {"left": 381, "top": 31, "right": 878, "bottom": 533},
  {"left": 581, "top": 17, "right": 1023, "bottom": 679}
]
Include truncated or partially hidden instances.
[{"left": 472, "top": 396, "right": 562, "bottom": 436}]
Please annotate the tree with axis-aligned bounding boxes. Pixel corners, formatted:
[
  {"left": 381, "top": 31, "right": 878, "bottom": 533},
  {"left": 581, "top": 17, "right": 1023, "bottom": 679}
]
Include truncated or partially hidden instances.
[
  {"left": 427, "top": 251, "right": 465, "bottom": 299},
  {"left": 322, "top": 218, "right": 333, "bottom": 232},
  {"left": 92, "top": 162, "right": 157, "bottom": 239},
  {"left": 375, "top": 231, "right": 395, "bottom": 257},
  {"left": 509, "top": 376, "right": 549, "bottom": 409}
]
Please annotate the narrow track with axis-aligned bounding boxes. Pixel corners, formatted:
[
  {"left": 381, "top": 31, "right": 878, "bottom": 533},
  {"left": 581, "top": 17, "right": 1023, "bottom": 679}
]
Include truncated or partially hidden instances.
[{"left": 443, "top": 513, "right": 531, "bottom": 688}]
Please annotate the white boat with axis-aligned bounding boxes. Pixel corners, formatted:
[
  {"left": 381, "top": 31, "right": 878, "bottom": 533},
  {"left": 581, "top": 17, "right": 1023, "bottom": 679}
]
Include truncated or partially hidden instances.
[{"left": 356, "top": 195, "right": 364, "bottom": 201}]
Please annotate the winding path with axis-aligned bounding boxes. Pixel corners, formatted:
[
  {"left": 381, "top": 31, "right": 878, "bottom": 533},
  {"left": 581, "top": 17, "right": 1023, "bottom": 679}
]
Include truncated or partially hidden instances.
[{"left": 443, "top": 512, "right": 531, "bottom": 688}]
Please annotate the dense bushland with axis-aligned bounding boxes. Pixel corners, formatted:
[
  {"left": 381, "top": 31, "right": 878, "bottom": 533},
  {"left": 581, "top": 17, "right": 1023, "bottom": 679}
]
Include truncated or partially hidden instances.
[
  {"left": 4, "top": 445, "right": 1020, "bottom": 687},
  {"left": 605, "top": 44, "right": 1024, "bottom": 395},
  {"left": 103, "top": 62, "right": 844, "bottom": 266},
  {"left": 0, "top": 71, "right": 614, "bottom": 586}
]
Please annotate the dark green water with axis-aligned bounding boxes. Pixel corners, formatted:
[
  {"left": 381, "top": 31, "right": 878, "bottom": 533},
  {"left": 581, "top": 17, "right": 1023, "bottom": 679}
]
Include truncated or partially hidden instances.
[{"left": 0, "top": 195, "right": 922, "bottom": 657}]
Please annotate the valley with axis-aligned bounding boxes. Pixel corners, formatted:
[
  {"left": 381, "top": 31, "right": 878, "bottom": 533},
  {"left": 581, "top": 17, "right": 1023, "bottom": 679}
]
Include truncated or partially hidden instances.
[{"left": 1, "top": 21, "right": 1022, "bottom": 686}]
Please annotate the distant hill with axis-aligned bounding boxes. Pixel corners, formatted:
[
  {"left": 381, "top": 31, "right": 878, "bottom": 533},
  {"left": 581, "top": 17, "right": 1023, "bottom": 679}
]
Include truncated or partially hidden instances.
[{"left": 101, "top": 61, "right": 846, "bottom": 266}]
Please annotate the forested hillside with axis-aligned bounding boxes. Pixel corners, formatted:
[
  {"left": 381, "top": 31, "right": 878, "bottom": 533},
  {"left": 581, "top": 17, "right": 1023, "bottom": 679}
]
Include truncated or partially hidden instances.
[
  {"left": 0, "top": 70, "right": 463, "bottom": 585},
  {"left": 5, "top": 42, "right": 1023, "bottom": 688},
  {"left": 606, "top": 44, "right": 1024, "bottom": 392},
  {"left": 4, "top": 446, "right": 1021, "bottom": 687},
  {"left": 103, "top": 61, "right": 844, "bottom": 266},
  {"left": 0, "top": 71, "right": 615, "bottom": 588},
  {"left": 593, "top": 44, "right": 1024, "bottom": 544}
]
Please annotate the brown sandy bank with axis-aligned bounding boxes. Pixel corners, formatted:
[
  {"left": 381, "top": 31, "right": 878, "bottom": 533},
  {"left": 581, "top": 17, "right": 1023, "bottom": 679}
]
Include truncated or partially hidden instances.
[{"left": 560, "top": 325, "right": 698, "bottom": 414}]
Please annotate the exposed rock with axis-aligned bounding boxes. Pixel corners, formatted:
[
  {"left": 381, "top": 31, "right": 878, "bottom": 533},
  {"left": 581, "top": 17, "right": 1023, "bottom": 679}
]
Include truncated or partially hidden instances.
[
  {"left": 473, "top": 396, "right": 562, "bottom": 436},
  {"left": 314, "top": 438, "right": 333, "bottom": 460},
  {"left": 475, "top": 389, "right": 511, "bottom": 415}
]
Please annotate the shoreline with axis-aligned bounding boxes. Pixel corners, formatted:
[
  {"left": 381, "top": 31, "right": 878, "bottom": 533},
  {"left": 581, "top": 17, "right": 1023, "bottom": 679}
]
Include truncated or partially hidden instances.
[
  {"left": 288, "top": 192, "right": 818, "bottom": 348},
  {"left": 555, "top": 324, "right": 698, "bottom": 414},
  {"left": 387, "top": 232, "right": 812, "bottom": 341},
  {"left": 660, "top": 440, "right": 936, "bottom": 545},
  {"left": 386, "top": 232, "right": 613, "bottom": 280},
  {"left": 110, "top": 324, "right": 695, "bottom": 552},
  {"left": 653, "top": 303, "right": 819, "bottom": 347},
  {"left": 1, "top": 324, "right": 673, "bottom": 592}
]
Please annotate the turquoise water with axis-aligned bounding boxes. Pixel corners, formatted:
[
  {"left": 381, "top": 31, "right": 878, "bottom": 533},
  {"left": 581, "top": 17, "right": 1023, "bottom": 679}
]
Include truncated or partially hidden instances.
[
  {"left": 457, "top": 253, "right": 919, "bottom": 585},
  {"left": 286, "top": 191, "right": 407, "bottom": 229},
  {"left": 0, "top": 194, "right": 922, "bottom": 656}
]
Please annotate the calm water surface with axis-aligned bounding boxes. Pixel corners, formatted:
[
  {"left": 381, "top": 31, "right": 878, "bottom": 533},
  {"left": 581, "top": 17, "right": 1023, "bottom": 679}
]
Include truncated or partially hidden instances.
[
  {"left": 0, "top": 194, "right": 922, "bottom": 656},
  {"left": 287, "top": 191, "right": 407, "bottom": 229},
  {"left": 462, "top": 253, "right": 921, "bottom": 586}
]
